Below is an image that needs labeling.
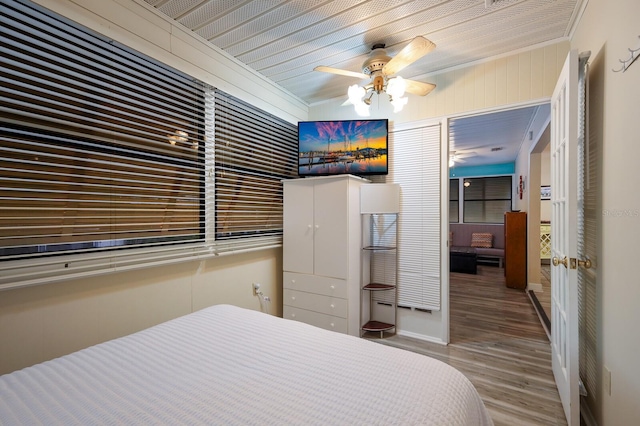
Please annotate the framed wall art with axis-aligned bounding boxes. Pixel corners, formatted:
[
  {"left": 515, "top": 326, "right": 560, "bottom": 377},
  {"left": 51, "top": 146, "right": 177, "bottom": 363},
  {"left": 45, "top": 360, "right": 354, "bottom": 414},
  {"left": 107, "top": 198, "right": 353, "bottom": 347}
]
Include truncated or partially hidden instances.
[{"left": 541, "top": 185, "right": 551, "bottom": 200}]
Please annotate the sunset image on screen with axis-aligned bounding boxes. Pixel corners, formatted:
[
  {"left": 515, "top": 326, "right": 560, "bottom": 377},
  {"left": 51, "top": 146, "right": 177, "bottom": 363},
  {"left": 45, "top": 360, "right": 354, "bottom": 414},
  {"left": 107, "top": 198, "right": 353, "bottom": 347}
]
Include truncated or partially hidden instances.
[{"left": 298, "top": 120, "right": 388, "bottom": 176}]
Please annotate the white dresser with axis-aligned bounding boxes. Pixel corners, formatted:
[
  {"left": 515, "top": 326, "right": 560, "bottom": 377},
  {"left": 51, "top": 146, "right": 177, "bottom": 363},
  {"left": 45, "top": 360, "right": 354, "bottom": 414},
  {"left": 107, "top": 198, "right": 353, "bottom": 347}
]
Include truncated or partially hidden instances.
[{"left": 282, "top": 175, "right": 368, "bottom": 336}]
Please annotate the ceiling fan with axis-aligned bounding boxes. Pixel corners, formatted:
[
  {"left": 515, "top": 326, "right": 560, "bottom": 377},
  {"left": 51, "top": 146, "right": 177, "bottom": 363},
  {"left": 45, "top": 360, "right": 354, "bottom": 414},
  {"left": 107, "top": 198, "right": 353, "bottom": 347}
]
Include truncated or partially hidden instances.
[
  {"left": 449, "top": 150, "right": 477, "bottom": 167},
  {"left": 314, "top": 36, "right": 437, "bottom": 115}
]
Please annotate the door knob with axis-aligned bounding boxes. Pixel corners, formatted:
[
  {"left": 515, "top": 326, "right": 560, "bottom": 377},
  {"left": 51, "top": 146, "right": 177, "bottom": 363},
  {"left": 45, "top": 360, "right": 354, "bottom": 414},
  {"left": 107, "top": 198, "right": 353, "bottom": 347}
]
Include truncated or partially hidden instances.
[
  {"left": 578, "top": 258, "right": 592, "bottom": 269},
  {"left": 552, "top": 256, "right": 568, "bottom": 268}
]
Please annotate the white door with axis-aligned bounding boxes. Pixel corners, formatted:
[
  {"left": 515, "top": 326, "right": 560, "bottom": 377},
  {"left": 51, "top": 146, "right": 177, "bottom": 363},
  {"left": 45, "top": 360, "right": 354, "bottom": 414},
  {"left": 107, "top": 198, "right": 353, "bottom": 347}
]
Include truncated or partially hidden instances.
[
  {"left": 282, "top": 181, "right": 315, "bottom": 274},
  {"left": 550, "top": 49, "right": 579, "bottom": 425},
  {"left": 314, "top": 178, "right": 348, "bottom": 279}
]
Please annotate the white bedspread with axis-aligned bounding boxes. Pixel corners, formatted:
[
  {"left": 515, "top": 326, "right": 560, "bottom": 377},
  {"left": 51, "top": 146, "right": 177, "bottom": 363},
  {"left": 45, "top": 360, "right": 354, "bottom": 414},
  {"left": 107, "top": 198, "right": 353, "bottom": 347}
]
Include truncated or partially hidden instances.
[{"left": 0, "top": 304, "right": 493, "bottom": 425}]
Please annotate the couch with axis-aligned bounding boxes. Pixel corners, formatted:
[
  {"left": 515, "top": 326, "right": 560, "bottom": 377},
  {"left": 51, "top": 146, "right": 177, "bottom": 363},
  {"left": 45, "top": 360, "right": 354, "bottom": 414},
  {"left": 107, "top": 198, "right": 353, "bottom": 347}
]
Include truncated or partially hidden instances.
[{"left": 449, "top": 223, "right": 505, "bottom": 267}]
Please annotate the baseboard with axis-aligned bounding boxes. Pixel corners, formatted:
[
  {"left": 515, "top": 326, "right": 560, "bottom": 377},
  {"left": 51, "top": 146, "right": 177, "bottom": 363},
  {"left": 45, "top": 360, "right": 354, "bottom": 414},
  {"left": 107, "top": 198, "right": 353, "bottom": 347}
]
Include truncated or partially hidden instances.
[
  {"left": 396, "top": 330, "right": 447, "bottom": 345},
  {"left": 528, "top": 290, "right": 551, "bottom": 339},
  {"left": 528, "top": 282, "right": 543, "bottom": 292}
]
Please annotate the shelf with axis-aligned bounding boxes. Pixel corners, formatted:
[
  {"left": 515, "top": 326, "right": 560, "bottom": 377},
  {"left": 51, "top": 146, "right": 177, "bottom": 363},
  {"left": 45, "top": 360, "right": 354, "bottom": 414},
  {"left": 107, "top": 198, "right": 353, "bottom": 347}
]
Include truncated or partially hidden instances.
[
  {"left": 360, "top": 211, "right": 398, "bottom": 339},
  {"left": 363, "top": 283, "right": 395, "bottom": 291},
  {"left": 361, "top": 320, "right": 395, "bottom": 332},
  {"left": 363, "top": 245, "right": 396, "bottom": 251}
]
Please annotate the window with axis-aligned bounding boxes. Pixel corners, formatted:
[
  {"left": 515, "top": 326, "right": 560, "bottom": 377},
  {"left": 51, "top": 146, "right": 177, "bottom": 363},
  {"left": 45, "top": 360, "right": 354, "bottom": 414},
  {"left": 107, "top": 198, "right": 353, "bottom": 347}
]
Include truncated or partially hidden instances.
[
  {"left": 1, "top": 0, "right": 206, "bottom": 261},
  {"left": 449, "top": 179, "right": 459, "bottom": 223},
  {"left": 0, "top": 0, "right": 297, "bottom": 288},
  {"left": 463, "top": 176, "right": 512, "bottom": 223},
  {"left": 213, "top": 90, "right": 298, "bottom": 253}
]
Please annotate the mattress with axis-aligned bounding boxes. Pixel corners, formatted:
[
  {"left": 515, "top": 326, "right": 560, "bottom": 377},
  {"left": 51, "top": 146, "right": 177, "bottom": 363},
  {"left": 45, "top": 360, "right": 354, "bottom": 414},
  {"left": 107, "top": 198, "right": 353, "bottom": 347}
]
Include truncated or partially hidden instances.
[{"left": 0, "top": 304, "right": 493, "bottom": 425}]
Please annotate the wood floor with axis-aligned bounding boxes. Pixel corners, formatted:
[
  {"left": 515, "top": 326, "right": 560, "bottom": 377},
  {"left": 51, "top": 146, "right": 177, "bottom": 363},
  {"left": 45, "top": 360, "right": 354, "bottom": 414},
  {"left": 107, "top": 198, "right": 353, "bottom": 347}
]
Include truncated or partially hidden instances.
[{"left": 373, "top": 264, "right": 567, "bottom": 426}]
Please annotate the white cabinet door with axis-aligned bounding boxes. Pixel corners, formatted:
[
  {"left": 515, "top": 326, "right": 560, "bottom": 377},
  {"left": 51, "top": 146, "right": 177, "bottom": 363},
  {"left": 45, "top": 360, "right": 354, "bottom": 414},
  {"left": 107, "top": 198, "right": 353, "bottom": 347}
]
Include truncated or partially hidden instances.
[
  {"left": 313, "top": 178, "right": 348, "bottom": 279},
  {"left": 283, "top": 180, "right": 314, "bottom": 274}
]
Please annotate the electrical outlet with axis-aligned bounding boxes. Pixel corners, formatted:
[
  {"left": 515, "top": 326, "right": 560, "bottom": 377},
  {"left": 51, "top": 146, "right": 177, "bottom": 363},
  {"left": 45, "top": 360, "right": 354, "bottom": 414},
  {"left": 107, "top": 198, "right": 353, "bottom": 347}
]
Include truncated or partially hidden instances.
[
  {"left": 604, "top": 366, "right": 612, "bottom": 396},
  {"left": 252, "top": 283, "right": 260, "bottom": 296}
]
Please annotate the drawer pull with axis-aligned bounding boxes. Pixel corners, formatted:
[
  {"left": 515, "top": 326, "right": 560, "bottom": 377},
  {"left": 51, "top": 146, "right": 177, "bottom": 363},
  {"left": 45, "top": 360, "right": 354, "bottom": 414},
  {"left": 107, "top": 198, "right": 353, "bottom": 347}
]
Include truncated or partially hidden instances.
[
  {"left": 291, "top": 313, "right": 296, "bottom": 318},
  {"left": 330, "top": 285, "right": 335, "bottom": 290},
  {"left": 330, "top": 304, "right": 335, "bottom": 309},
  {"left": 291, "top": 296, "right": 296, "bottom": 301},
  {"left": 330, "top": 323, "right": 335, "bottom": 327}
]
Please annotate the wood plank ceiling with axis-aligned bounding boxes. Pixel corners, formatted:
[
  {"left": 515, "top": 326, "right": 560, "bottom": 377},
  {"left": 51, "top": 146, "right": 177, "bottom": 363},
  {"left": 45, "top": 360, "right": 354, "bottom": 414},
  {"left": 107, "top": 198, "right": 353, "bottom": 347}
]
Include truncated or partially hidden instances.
[{"left": 142, "top": 0, "right": 583, "bottom": 166}]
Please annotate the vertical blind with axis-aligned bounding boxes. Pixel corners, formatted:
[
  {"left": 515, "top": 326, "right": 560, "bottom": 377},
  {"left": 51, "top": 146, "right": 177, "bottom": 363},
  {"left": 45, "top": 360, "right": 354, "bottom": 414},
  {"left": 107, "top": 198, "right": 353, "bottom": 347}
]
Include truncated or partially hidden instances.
[
  {"left": 213, "top": 90, "right": 297, "bottom": 253},
  {"left": 385, "top": 124, "right": 442, "bottom": 311}
]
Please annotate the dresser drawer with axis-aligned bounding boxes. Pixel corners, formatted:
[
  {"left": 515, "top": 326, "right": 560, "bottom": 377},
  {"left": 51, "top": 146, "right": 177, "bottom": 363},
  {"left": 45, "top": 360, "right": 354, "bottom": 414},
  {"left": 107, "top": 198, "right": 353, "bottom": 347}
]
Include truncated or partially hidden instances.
[
  {"left": 283, "top": 288, "right": 347, "bottom": 318},
  {"left": 283, "top": 272, "right": 347, "bottom": 298},
  {"left": 282, "top": 305, "right": 347, "bottom": 334}
]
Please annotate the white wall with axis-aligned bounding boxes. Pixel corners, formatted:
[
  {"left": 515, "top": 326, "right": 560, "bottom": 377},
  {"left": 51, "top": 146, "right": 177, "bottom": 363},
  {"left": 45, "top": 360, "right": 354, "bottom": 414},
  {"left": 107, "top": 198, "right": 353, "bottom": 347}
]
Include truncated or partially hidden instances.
[
  {"left": 570, "top": 0, "right": 640, "bottom": 423},
  {"left": 310, "top": 42, "right": 569, "bottom": 342},
  {"left": 0, "top": 249, "right": 282, "bottom": 375},
  {"left": 0, "top": 0, "right": 306, "bottom": 375}
]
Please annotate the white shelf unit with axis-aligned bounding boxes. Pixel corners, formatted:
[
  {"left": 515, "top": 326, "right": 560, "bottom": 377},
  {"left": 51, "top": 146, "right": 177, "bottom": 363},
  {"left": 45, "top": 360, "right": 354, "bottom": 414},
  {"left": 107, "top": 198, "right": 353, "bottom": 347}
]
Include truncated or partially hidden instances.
[
  {"left": 360, "top": 184, "right": 400, "bottom": 338},
  {"left": 282, "top": 175, "right": 369, "bottom": 336}
]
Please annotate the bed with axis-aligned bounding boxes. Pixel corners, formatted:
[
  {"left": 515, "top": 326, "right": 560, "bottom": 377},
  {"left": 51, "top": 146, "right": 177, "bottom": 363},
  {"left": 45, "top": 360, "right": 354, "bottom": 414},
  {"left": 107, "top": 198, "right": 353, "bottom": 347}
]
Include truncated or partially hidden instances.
[{"left": 0, "top": 304, "right": 493, "bottom": 425}]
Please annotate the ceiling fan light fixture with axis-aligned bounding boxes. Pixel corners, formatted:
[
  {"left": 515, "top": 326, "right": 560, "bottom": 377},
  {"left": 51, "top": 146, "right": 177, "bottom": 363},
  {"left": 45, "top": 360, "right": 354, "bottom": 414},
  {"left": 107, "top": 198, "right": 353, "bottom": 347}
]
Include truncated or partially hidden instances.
[
  {"left": 347, "top": 84, "right": 365, "bottom": 104},
  {"left": 320, "top": 37, "right": 436, "bottom": 116},
  {"left": 386, "top": 76, "right": 406, "bottom": 98},
  {"left": 390, "top": 95, "right": 408, "bottom": 113},
  {"left": 347, "top": 84, "right": 370, "bottom": 116}
]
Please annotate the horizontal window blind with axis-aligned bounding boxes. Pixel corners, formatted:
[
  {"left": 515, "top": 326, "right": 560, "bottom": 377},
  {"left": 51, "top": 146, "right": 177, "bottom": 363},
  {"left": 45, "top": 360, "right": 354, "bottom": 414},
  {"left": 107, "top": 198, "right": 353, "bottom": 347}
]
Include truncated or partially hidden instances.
[
  {"left": 384, "top": 124, "right": 441, "bottom": 311},
  {"left": 213, "top": 89, "right": 297, "bottom": 252},
  {"left": 0, "top": 0, "right": 211, "bottom": 289},
  {"left": 577, "top": 54, "right": 597, "bottom": 405},
  {"left": 449, "top": 178, "right": 459, "bottom": 223},
  {"left": 463, "top": 176, "right": 512, "bottom": 223}
]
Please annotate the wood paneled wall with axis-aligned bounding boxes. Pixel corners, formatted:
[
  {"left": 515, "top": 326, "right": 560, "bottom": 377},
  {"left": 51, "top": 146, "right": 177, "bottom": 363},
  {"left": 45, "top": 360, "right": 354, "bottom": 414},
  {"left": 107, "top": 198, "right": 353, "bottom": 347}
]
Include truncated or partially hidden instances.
[{"left": 310, "top": 41, "right": 570, "bottom": 122}]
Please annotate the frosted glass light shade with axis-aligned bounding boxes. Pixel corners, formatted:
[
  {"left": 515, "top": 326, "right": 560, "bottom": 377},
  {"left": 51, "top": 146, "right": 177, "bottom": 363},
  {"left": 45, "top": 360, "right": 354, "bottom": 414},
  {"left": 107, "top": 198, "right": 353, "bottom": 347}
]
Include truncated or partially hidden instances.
[
  {"left": 386, "top": 76, "right": 406, "bottom": 98},
  {"left": 348, "top": 84, "right": 366, "bottom": 104}
]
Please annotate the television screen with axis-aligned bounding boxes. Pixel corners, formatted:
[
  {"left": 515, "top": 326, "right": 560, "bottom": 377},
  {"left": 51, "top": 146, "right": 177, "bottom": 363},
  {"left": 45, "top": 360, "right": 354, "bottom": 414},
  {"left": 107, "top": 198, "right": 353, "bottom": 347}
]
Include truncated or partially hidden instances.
[{"left": 297, "top": 119, "right": 389, "bottom": 177}]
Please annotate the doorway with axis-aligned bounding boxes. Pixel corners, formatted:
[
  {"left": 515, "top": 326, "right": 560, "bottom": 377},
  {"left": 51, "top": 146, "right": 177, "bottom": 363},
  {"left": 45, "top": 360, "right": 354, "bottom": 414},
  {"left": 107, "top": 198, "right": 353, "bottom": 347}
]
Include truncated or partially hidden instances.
[
  {"left": 529, "top": 130, "right": 553, "bottom": 336},
  {"left": 447, "top": 103, "right": 552, "bottom": 345}
]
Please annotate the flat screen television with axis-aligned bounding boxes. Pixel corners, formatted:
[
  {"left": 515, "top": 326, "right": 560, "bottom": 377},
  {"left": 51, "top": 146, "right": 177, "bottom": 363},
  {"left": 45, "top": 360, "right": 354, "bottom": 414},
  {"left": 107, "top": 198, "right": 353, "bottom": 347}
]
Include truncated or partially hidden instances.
[{"left": 297, "top": 119, "right": 389, "bottom": 177}]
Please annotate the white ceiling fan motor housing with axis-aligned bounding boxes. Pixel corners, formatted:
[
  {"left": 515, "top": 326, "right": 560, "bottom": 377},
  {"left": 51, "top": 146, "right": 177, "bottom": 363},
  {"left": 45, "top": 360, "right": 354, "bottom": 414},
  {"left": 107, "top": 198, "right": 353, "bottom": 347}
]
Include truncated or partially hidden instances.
[{"left": 361, "top": 44, "right": 391, "bottom": 75}]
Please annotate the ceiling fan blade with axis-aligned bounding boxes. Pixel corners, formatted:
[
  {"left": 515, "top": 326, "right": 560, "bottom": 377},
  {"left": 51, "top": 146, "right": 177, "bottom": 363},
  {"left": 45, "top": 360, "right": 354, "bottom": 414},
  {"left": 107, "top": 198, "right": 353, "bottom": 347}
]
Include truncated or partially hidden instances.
[
  {"left": 404, "top": 79, "right": 436, "bottom": 96},
  {"left": 382, "top": 36, "right": 436, "bottom": 76},
  {"left": 313, "top": 66, "right": 369, "bottom": 80}
]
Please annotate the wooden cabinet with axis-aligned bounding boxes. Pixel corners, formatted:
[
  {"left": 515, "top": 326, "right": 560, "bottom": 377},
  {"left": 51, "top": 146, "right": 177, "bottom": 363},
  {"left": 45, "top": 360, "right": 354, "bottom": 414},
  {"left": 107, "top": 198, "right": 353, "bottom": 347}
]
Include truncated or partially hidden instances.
[
  {"left": 282, "top": 175, "right": 369, "bottom": 336},
  {"left": 504, "top": 211, "right": 527, "bottom": 289}
]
